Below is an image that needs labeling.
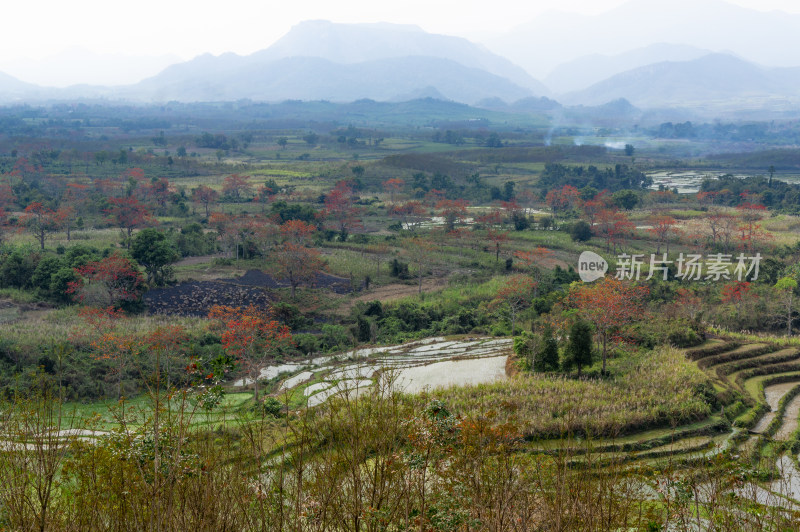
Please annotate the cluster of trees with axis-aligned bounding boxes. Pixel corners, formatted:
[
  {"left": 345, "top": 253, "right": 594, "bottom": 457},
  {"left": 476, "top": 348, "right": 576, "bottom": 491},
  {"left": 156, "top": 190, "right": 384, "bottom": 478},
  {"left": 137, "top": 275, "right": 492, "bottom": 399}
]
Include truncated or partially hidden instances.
[
  {"left": 699, "top": 175, "right": 800, "bottom": 213},
  {"left": 539, "top": 163, "right": 652, "bottom": 193}
]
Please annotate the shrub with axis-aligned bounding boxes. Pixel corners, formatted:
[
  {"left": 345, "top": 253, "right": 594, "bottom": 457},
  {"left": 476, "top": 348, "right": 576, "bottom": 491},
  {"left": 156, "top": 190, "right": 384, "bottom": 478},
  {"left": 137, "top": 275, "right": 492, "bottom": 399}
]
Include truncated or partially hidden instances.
[{"left": 569, "top": 220, "right": 593, "bottom": 242}]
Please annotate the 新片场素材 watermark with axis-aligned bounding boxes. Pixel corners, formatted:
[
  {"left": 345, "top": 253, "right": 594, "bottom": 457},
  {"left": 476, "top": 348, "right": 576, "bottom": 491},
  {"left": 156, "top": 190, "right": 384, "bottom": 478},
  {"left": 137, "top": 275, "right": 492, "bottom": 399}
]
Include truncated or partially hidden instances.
[{"left": 577, "top": 251, "right": 761, "bottom": 283}]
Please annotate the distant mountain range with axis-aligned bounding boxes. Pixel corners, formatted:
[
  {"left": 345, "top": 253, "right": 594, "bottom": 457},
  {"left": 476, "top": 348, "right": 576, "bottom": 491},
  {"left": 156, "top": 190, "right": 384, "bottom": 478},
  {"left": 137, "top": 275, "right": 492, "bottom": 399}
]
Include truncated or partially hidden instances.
[
  {"left": 0, "top": 21, "right": 545, "bottom": 106},
  {"left": 486, "top": 0, "right": 800, "bottom": 79},
  {"left": 562, "top": 54, "right": 800, "bottom": 111},
  {"left": 543, "top": 43, "right": 713, "bottom": 95},
  {"left": 3, "top": 4, "right": 800, "bottom": 117}
]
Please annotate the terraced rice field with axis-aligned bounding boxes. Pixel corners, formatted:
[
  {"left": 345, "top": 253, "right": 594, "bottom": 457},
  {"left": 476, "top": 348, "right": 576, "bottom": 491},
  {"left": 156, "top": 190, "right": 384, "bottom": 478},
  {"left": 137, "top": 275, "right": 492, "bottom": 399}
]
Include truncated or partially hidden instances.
[
  {"left": 232, "top": 335, "right": 800, "bottom": 510},
  {"left": 235, "top": 336, "right": 513, "bottom": 407},
  {"left": 681, "top": 339, "right": 800, "bottom": 507}
]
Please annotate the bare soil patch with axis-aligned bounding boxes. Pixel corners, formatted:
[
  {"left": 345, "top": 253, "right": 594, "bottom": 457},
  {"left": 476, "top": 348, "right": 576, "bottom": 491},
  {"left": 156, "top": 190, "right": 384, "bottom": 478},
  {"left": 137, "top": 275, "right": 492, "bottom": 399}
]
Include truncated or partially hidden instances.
[{"left": 146, "top": 269, "right": 353, "bottom": 316}]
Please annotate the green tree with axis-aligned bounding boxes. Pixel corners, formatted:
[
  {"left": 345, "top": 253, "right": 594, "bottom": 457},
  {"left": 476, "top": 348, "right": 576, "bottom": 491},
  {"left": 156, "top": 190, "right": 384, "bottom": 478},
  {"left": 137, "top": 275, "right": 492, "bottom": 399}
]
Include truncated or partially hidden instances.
[
  {"left": 612, "top": 190, "right": 639, "bottom": 210},
  {"left": 570, "top": 220, "right": 593, "bottom": 242},
  {"left": 131, "top": 228, "right": 179, "bottom": 286},
  {"left": 775, "top": 276, "right": 798, "bottom": 336},
  {"left": 351, "top": 165, "right": 365, "bottom": 179},
  {"left": 535, "top": 326, "right": 559, "bottom": 372},
  {"left": 564, "top": 320, "right": 593, "bottom": 377}
]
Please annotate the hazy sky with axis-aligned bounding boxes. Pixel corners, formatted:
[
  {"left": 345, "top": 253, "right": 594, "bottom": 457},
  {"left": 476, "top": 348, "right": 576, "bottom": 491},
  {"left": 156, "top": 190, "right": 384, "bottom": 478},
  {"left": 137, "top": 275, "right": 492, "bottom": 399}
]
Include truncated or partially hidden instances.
[{"left": 3, "top": 0, "right": 800, "bottom": 86}]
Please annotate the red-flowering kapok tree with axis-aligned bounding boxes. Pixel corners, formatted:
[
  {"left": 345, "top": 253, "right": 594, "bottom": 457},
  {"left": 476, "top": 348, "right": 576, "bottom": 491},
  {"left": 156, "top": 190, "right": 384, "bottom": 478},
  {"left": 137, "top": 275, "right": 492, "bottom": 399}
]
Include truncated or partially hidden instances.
[
  {"left": 208, "top": 305, "right": 292, "bottom": 402},
  {"left": 67, "top": 253, "right": 146, "bottom": 309},
  {"left": 486, "top": 228, "right": 509, "bottom": 263},
  {"left": 222, "top": 173, "right": 253, "bottom": 202},
  {"left": 324, "top": 180, "right": 363, "bottom": 238},
  {"left": 722, "top": 281, "right": 755, "bottom": 322},
  {"left": 569, "top": 277, "right": 649, "bottom": 374},
  {"left": 105, "top": 196, "right": 155, "bottom": 248},
  {"left": 383, "top": 178, "right": 404, "bottom": 205},
  {"left": 194, "top": 185, "right": 220, "bottom": 218},
  {"left": 647, "top": 215, "right": 681, "bottom": 254}
]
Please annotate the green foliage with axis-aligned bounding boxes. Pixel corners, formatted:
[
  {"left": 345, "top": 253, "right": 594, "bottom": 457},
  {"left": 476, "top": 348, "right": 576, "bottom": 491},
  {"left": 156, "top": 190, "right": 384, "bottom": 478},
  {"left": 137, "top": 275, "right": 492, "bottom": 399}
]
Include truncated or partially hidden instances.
[
  {"left": 175, "top": 223, "right": 216, "bottom": 257},
  {"left": 536, "top": 326, "right": 560, "bottom": 372},
  {"left": 258, "top": 396, "right": 285, "bottom": 417},
  {"left": 630, "top": 318, "right": 705, "bottom": 349},
  {"left": 564, "top": 320, "right": 593, "bottom": 375},
  {"left": 569, "top": 220, "right": 593, "bottom": 242},
  {"left": 270, "top": 200, "right": 319, "bottom": 224},
  {"left": 131, "top": 228, "right": 179, "bottom": 286},
  {"left": 319, "top": 324, "right": 351, "bottom": 352},
  {"left": 513, "top": 332, "right": 535, "bottom": 371},
  {"left": 539, "top": 163, "right": 651, "bottom": 192},
  {"left": 293, "top": 333, "right": 319, "bottom": 356},
  {"left": 390, "top": 258, "right": 411, "bottom": 279},
  {"left": 612, "top": 189, "right": 639, "bottom": 210}
]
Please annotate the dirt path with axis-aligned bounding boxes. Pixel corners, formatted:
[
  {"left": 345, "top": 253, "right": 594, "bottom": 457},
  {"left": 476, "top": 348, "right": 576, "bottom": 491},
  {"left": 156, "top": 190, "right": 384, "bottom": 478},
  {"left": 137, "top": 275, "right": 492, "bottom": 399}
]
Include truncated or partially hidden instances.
[
  {"left": 336, "top": 277, "right": 449, "bottom": 315},
  {"left": 174, "top": 254, "right": 224, "bottom": 267}
]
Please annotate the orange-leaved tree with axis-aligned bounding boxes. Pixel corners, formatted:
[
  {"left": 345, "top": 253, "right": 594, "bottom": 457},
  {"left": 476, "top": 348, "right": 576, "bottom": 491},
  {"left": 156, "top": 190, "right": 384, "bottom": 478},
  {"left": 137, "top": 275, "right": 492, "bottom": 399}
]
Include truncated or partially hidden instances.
[
  {"left": 647, "top": 215, "right": 680, "bottom": 254},
  {"left": 490, "top": 274, "right": 537, "bottom": 335},
  {"left": 21, "top": 202, "right": 62, "bottom": 250},
  {"left": 722, "top": 281, "right": 755, "bottom": 322},
  {"left": 324, "top": 179, "right": 363, "bottom": 239},
  {"left": 191, "top": 185, "right": 219, "bottom": 218},
  {"left": 208, "top": 305, "right": 292, "bottom": 402},
  {"left": 487, "top": 228, "right": 509, "bottom": 263},
  {"left": 569, "top": 277, "right": 649, "bottom": 374},
  {"left": 513, "top": 246, "right": 553, "bottom": 295},
  {"left": 383, "top": 178, "right": 404, "bottom": 205},
  {"left": 276, "top": 220, "right": 323, "bottom": 297},
  {"left": 222, "top": 173, "right": 253, "bottom": 202},
  {"left": 104, "top": 196, "right": 155, "bottom": 248},
  {"left": 275, "top": 220, "right": 323, "bottom": 297}
]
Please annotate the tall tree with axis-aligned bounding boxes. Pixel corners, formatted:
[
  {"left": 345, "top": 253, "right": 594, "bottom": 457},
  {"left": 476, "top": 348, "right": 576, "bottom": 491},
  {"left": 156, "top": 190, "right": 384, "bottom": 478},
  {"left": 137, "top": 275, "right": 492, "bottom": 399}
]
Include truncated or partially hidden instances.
[
  {"left": 536, "top": 326, "right": 560, "bottom": 372},
  {"left": 436, "top": 199, "right": 469, "bottom": 231},
  {"left": 324, "top": 180, "right": 362, "bottom": 239},
  {"left": 596, "top": 208, "right": 634, "bottom": 253},
  {"left": 564, "top": 320, "right": 593, "bottom": 377},
  {"left": 647, "top": 215, "right": 680, "bottom": 254},
  {"left": 208, "top": 305, "right": 292, "bottom": 402},
  {"left": 191, "top": 185, "right": 219, "bottom": 218},
  {"left": 21, "top": 202, "right": 62, "bottom": 250},
  {"left": 67, "top": 253, "right": 146, "bottom": 309},
  {"left": 105, "top": 197, "right": 155, "bottom": 248},
  {"left": 131, "top": 228, "right": 179, "bottom": 286},
  {"left": 569, "top": 278, "right": 648, "bottom": 375},
  {"left": 775, "top": 277, "right": 797, "bottom": 336},
  {"left": 406, "top": 237, "right": 435, "bottom": 295},
  {"left": 491, "top": 275, "right": 537, "bottom": 335},
  {"left": 487, "top": 229, "right": 509, "bottom": 263},
  {"left": 222, "top": 173, "right": 253, "bottom": 202},
  {"left": 546, "top": 185, "right": 580, "bottom": 215},
  {"left": 383, "top": 178, "right": 404, "bottom": 205},
  {"left": 274, "top": 220, "right": 323, "bottom": 297}
]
